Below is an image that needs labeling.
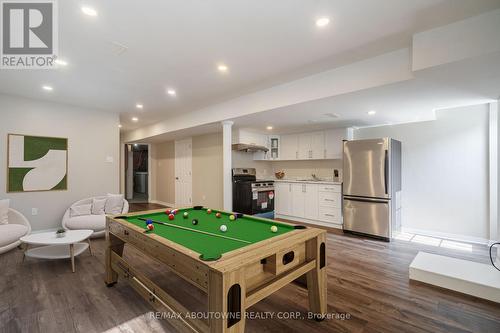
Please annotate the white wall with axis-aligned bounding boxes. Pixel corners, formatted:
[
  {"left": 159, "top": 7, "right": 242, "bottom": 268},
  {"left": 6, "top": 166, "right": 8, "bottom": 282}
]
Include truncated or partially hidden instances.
[
  {"left": 355, "top": 104, "right": 489, "bottom": 242},
  {"left": 0, "top": 94, "right": 120, "bottom": 230}
]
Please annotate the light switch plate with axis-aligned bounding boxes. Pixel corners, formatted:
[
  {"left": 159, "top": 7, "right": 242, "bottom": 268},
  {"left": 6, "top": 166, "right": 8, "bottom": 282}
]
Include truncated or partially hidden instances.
[
  {"left": 106, "top": 156, "right": 114, "bottom": 163},
  {"left": 32, "top": 208, "right": 38, "bottom": 216}
]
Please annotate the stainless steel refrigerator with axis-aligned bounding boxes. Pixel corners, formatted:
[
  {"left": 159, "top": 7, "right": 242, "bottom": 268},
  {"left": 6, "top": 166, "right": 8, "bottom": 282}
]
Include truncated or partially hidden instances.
[{"left": 343, "top": 138, "right": 402, "bottom": 241}]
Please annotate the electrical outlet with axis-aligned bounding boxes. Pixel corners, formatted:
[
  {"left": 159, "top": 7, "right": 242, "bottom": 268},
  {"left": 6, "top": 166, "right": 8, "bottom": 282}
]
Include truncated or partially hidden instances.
[{"left": 32, "top": 208, "right": 38, "bottom": 216}]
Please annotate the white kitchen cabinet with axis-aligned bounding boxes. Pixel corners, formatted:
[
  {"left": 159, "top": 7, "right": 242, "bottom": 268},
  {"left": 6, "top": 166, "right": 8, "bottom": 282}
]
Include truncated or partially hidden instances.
[
  {"left": 324, "top": 128, "right": 352, "bottom": 159},
  {"left": 311, "top": 132, "right": 325, "bottom": 159},
  {"left": 304, "top": 184, "right": 319, "bottom": 220},
  {"left": 298, "top": 132, "right": 325, "bottom": 159},
  {"left": 280, "top": 134, "right": 299, "bottom": 160},
  {"left": 275, "top": 182, "right": 292, "bottom": 215},
  {"left": 275, "top": 181, "right": 342, "bottom": 228},
  {"left": 287, "top": 183, "right": 319, "bottom": 220},
  {"left": 291, "top": 183, "right": 305, "bottom": 217}
]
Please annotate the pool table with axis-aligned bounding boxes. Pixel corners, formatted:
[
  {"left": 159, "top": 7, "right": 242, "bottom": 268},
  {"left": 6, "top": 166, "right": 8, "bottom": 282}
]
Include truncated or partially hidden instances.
[{"left": 105, "top": 207, "right": 327, "bottom": 333}]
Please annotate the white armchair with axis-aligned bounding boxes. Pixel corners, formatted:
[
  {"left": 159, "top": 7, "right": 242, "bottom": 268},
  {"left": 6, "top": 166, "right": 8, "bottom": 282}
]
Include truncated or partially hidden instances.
[
  {"left": 62, "top": 196, "right": 129, "bottom": 238},
  {"left": 0, "top": 209, "right": 32, "bottom": 254}
]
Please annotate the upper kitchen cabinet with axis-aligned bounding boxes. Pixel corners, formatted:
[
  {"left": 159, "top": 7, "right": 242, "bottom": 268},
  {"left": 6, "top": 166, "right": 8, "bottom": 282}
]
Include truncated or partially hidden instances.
[
  {"left": 324, "top": 128, "right": 354, "bottom": 159},
  {"left": 280, "top": 134, "right": 299, "bottom": 160},
  {"left": 298, "top": 132, "right": 325, "bottom": 159}
]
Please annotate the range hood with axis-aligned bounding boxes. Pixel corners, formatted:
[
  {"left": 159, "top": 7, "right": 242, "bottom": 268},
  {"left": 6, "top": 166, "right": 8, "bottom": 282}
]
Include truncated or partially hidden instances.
[{"left": 232, "top": 143, "right": 269, "bottom": 153}]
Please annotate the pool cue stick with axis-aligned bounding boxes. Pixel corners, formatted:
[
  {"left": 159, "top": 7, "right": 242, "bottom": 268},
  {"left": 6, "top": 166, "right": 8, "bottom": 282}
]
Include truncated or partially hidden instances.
[{"left": 138, "top": 218, "right": 252, "bottom": 244}]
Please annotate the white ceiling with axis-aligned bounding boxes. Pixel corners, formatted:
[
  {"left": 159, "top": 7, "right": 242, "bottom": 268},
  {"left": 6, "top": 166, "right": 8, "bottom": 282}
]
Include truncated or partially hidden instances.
[
  {"left": 231, "top": 51, "right": 500, "bottom": 134},
  {"left": 1, "top": 0, "right": 499, "bottom": 131}
]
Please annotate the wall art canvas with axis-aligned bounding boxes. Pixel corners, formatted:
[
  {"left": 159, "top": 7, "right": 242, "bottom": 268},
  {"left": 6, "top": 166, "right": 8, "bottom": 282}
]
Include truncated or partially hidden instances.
[{"left": 7, "top": 134, "right": 68, "bottom": 192}]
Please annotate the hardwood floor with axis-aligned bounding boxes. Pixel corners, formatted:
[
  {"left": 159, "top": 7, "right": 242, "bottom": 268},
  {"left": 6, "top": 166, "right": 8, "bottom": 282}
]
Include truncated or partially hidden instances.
[{"left": 1, "top": 207, "right": 499, "bottom": 332}]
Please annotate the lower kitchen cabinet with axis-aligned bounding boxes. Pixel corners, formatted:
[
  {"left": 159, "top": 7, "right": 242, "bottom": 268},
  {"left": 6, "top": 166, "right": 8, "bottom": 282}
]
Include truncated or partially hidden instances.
[{"left": 275, "top": 181, "right": 342, "bottom": 228}]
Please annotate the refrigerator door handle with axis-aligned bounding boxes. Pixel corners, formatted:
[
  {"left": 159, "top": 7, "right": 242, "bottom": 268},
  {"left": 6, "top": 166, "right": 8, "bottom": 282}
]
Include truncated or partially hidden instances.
[
  {"left": 344, "top": 196, "right": 389, "bottom": 204},
  {"left": 384, "top": 149, "right": 389, "bottom": 195}
]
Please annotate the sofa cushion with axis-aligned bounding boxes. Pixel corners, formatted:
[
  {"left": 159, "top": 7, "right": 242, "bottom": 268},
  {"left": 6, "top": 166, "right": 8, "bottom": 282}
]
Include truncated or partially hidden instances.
[
  {"left": 105, "top": 194, "right": 124, "bottom": 215},
  {"left": 65, "top": 215, "right": 106, "bottom": 232},
  {"left": 0, "top": 199, "right": 9, "bottom": 225},
  {"left": 0, "top": 224, "right": 28, "bottom": 245},
  {"left": 91, "top": 198, "right": 106, "bottom": 215},
  {"left": 70, "top": 204, "right": 92, "bottom": 217}
]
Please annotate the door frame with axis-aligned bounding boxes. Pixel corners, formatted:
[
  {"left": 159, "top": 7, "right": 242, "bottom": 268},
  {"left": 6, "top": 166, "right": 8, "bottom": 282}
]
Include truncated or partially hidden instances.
[{"left": 122, "top": 143, "right": 151, "bottom": 202}]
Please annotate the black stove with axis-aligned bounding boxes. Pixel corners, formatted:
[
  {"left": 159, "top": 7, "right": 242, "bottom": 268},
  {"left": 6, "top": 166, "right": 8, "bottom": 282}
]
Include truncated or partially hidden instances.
[{"left": 232, "top": 168, "right": 274, "bottom": 216}]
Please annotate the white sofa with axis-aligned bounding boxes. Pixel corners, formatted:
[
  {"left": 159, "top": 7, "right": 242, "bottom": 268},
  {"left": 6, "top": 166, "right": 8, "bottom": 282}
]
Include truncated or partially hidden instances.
[
  {"left": 62, "top": 196, "right": 129, "bottom": 238},
  {"left": 0, "top": 209, "right": 32, "bottom": 254}
]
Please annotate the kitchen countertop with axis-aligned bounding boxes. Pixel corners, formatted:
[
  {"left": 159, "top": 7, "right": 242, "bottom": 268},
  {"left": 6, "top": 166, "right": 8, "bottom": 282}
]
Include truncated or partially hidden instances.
[{"left": 273, "top": 179, "right": 342, "bottom": 185}]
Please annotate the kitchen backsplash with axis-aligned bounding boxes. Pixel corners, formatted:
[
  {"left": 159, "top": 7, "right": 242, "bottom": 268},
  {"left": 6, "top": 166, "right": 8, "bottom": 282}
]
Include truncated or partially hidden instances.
[
  {"left": 232, "top": 151, "right": 342, "bottom": 181},
  {"left": 271, "top": 159, "right": 342, "bottom": 181}
]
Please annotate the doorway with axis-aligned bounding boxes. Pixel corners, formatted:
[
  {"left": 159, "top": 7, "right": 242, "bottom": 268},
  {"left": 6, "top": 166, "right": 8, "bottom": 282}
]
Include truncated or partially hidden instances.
[
  {"left": 175, "top": 138, "right": 193, "bottom": 207},
  {"left": 125, "top": 143, "right": 150, "bottom": 203}
]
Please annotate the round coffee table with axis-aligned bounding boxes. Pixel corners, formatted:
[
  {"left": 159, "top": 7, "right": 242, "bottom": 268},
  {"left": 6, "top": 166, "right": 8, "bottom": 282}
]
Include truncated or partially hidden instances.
[{"left": 20, "top": 229, "right": 94, "bottom": 273}]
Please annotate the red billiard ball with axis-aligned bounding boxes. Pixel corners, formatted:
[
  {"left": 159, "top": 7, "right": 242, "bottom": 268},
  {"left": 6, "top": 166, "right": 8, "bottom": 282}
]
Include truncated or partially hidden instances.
[
  {"left": 165, "top": 209, "right": 171, "bottom": 215},
  {"left": 207, "top": 208, "right": 212, "bottom": 214},
  {"left": 147, "top": 224, "right": 154, "bottom": 231},
  {"left": 168, "top": 214, "right": 175, "bottom": 220},
  {"left": 215, "top": 212, "right": 221, "bottom": 218}
]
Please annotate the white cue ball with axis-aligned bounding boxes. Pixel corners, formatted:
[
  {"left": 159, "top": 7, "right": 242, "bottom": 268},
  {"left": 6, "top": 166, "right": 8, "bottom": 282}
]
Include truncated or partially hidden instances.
[
  {"left": 220, "top": 225, "right": 228, "bottom": 232},
  {"left": 270, "top": 226, "right": 278, "bottom": 233}
]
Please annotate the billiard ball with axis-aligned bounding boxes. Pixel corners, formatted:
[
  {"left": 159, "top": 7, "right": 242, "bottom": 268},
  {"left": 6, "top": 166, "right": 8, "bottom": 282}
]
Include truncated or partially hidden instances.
[
  {"left": 215, "top": 212, "right": 221, "bottom": 218},
  {"left": 168, "top": 214, "right": 175, "bottom": 220},
  {"left": 207, "top": 208, "right": 212, "bottom": 214},
  {"left": 220, "top": 225, "right": 227, "bottom": 232},
  {"left": 146, "top": 219, "right": 153, "bottom": 225},
  {"left": 192, "top": 219, "right": 198, "bottom": 225},
  {"left": 147, "top": 224, "right": 155, "bottom": 231},
  {"left": 165, "top": 209, "right": 171, "bottom": 215},
  {"left": 183, "top": 212, "right": 189, "bottom": 218},
  {"left": 270, "top": 226, "right": 278, "bottom": 233},
  {"left": 172, "top": 209, "right": 178, "bottom": 215},
  {"left": 229, "top": 215, "right": 236, "bottom": 221}
]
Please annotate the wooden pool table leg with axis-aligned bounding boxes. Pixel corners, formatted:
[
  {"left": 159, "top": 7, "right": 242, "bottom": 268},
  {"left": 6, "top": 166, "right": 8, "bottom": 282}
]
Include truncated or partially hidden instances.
[
  {"left": 208, "top": 268, "right": 246, "bottom": 333},
  {"left": 306, "top": 232, "right": 327, "bottom": 321},
  {"left": 105, "top": 232, "right": 124, "bottom": 287}
]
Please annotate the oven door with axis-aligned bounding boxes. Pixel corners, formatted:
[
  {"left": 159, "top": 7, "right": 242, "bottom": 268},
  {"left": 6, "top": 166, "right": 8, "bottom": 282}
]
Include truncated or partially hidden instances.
[{"left": 251, "top": 187, "right": 275, "bottom": 214}]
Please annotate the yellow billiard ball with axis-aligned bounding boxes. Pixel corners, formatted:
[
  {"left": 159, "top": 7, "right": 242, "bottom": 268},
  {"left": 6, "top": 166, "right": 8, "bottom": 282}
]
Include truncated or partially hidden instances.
[
  {"left": 229, "top": 214, "right": 235, "bottom": 221},
  {"left": 270, "top": 226, "right": 278, "bottom": 233}
]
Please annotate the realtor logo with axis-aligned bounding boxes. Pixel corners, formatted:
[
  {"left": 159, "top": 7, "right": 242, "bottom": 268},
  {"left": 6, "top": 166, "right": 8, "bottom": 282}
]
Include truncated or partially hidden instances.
[{"left": 1, "top": 0, "right": 58, "bottom": 69}]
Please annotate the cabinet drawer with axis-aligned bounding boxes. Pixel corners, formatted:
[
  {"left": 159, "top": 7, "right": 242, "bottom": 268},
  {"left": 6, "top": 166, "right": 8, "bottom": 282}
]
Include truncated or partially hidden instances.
[
  {"left": 318, "top": 207, "right": 342, "bottom": 223},
  {"left": 318, "top": 185, "right": 341, "bottom": 193},
  {"left": 319, "top": 192, "right": 341, "bottom": 208}
]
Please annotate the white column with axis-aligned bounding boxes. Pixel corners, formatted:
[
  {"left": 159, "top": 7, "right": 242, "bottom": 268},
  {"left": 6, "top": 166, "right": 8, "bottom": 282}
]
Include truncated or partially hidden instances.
[{"left": 222, "top": 121, "right": 234, "bottom": 211}]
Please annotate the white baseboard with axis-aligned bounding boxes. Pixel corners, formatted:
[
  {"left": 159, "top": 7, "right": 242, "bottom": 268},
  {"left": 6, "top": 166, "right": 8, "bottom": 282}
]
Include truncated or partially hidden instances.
[
  {"left": 275, "top": 214, "right": 343, "bottom": 229},
  {"left": 149, "top": 200, "right": 174, "bottom": 207},
  {"left": 402, "top": 227, "right": 489, "bottom": 245},
  {"left": 410, "top": 252, "right": 500, "bottom": 303}
]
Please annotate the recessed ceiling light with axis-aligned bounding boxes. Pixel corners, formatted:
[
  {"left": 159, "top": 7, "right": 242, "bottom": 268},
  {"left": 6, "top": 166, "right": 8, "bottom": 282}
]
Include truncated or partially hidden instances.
[
  {"left": 131, "top": 117, "right": 139, "bottom": 122},
  {"left": 266, "top": 126, "right": 273, "bottom": 130},
  {"left": 367, "top": 110, "right": 377, "bottom": 115},
  {"left": 136, "top": 104, "right": 143, "bottom": 109},
  {"left": 118, "top": 124, "right": 122, "bottom": 128},
  {"left": 167, "top": 89, "right": 176, "bottom": 96},
  {"left": 81, "top": 6, "right": 97, "bottom": 17},
  {"left": 42, "top": 85, "right": 53, "bottom": 91},
  {"left": 316, "top": 17, "right": 330, "bottom": 27},
  {"left": 54, "top": 59, "right": 68, "bottom": 66},
  {"left": 217, "top": 64, "right": 228, "bottom": 72}
]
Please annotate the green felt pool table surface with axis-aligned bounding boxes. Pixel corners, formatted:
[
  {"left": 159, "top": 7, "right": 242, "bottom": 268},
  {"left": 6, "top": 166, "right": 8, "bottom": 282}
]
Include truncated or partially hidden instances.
[{"left": 122, "top": 208, "right": 295, "bottom": 260}]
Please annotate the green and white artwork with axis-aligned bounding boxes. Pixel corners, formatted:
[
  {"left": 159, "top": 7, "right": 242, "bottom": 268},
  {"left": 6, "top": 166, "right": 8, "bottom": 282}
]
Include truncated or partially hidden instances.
[{"left": 7, "top": 134, "right": 68, "bottom": 192}]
